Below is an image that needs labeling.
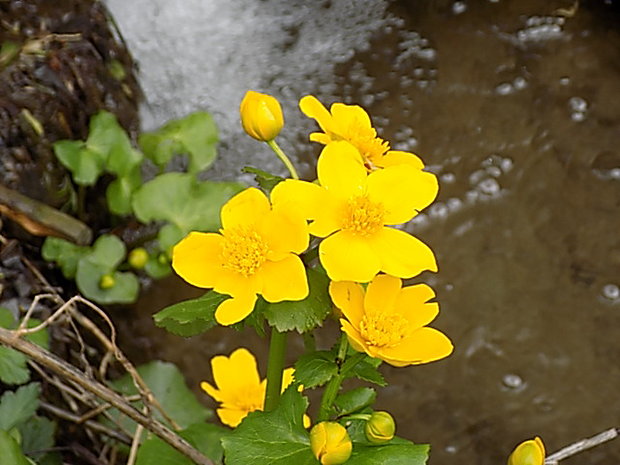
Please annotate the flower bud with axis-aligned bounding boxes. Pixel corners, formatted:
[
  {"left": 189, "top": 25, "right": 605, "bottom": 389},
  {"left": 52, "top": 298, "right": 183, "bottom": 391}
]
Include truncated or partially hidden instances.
[
  {"left": 128, "top": 247, "right": 149, "bottom": 269},
  {"left": 240, "top": 90, "right": 284, "bottom": 142},
  {"left": 364, "top": 411, "right": 396, "bottom": 444},
  {"left": 310, "top": 422, "right": 352, "bottom": 465},
  {"left": 99, "top": 274, "right": 116, "bottom": 289},
  {"left": 508, "top": 437, "right": 545, "bottom": 465}
]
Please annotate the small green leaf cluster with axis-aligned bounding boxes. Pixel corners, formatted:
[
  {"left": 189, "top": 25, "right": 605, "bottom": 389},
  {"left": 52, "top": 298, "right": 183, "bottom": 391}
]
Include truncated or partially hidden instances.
[
  {"left": 45, "top": 110, "right": 244, "bottom": 304},
  {"left": 0, "top": 308, "right": 59, "bottom": 464}
]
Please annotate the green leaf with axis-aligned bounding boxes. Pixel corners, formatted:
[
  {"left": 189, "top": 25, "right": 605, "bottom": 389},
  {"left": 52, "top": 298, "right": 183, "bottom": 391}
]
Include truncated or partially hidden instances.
[
  {"left": 0, "top": 347, "right": 29, "bottom": 385},
  {"left": 334, "top": 388, "right": 376, "bottom": 416},
  {"left": 293, "top": 351, "right": 337, "bottom": 389},
  {"left": 157, "top": 223, "right": 185, "bottom": 251},
  {"left": 76, "top": 261, "right": 139, "bottom": 304},
  {"left": 106, "top": 166, "right": 143, "bottom": 215},
  {"left": 53, "top": 140, "right": 105, "bottom": 186},
  {"left": 153, "top": 291, "right": 228, "bottom": 337},
  {"left": 0, "top": 430, "right": 30, "bottom": 465},
  {"left": 263, "top": 267, "right": 331, "bottom": 333},
  {"left": 0, "top": 383, "right": 40, "bottom": 431},
  {"left": 86, "top": 234, "right": 126, "bottom": 269},
  {"left": 348, "top": 356, "right": 386, "bottom": 387},
  {"left": 109, "top": 361, "right": 210, "bottom": 435},
  {"left": 242, "top": 167, "right": 284, "bottom": 193},
  {"left": 222, "top": 387, "right": 315, "bottom": 465},
  {"left": 139, "top": 112, "right": 219, "bottom": 173},
  {"left": 41, "top": 237, "right": 89, "bottom": 279},
  {"left": 132, "top": 172, "right": 244, "bottom": 233},
  {"left": 348, "top": 438, "right": 429, "bottom": 465},
  {"left": 18, "top": 415, "right": 56, "bottom": 459},
  {"left": 86, "top": 111, "right": 123, "bottom": 157},
  {"left": 136, "top": 422, "right": 228, "bottom": 465}
]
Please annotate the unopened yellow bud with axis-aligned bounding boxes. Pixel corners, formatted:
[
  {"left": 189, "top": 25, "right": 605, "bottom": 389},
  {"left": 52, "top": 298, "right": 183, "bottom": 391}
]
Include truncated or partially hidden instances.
[
  {"left": 365, "top": 411, "right": 395, "bottom": 444},
  {"left": 99, "top": 274, "right": 116, "bottom": 289},
  {"left": 128, "top": 248, "right": 149, "bottom": 269},
  {"left": 310, "top": 422, "right": 352, "bottom": 465},
  {"left": 508, "top": 436, "right": 545, "bottom": 465},
  {"left": 240, "top": 90, "right": 284, "bottom": 142}
]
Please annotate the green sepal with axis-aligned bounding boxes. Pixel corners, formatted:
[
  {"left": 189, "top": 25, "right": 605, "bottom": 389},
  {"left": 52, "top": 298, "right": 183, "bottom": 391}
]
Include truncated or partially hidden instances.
[
  {"left": 222, "top": 387, "right": 315, "bottom": 465},
  {"left": 241, "top": 167, "right": 284, "bottom": 193},
  {"left": 153, "top": 291, "right": 228, "bottom": 337}
]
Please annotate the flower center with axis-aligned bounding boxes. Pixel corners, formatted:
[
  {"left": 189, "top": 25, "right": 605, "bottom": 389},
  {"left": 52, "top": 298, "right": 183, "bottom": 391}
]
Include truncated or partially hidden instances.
[
  {"left": 342, "top": 195, "right": 385, "bottom": 236},
  {"left": 342, "top": 120, "right": 390, "bottom": 170},
  {"left": 221, "top": 227, "right": 269, "bottom": 277},
  {"left": 359, "top": 312, "right": 409, "bottom": 348},
  {"left": 233, "top": 384, "right": 265, "bottom": 413}
]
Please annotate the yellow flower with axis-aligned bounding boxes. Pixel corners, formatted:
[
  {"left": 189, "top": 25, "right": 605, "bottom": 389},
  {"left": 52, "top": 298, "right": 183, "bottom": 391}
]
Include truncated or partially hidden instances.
[
  {"left": 330, "top": 274, "right": 453, "bottom": 367},
  {"left": 299, "top": 94, "right": 424, "bottom": 171},
  {"left": 271, "top": 141, "right": 438, "bottom": 282},
  {"left": 200, "top": 348, "right": 298, "bottom": 427},
  {"left": 310, "top": 422, "right": 352, "bottom": 465},
  {"left": 172, "top": 187, "right": 309, "bottom": 326},
  {"left": 508, "top": 437, "right": 545, "bottom": 465},
  {"left": 240, "top": 90, "right": 284, "bottom": 141}
]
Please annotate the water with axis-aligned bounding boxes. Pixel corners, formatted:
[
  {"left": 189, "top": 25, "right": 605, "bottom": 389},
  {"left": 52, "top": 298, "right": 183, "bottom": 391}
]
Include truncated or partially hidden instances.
[{"left": 106, "top": 1, "right": 620, "bottom": 463}]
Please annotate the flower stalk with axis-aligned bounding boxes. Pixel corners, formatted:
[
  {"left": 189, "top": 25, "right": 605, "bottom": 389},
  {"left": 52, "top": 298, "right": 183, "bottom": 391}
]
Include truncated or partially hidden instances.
[
  {"left": 264, "top": 328, "right": 288, "bottom": 411},
  {"left": 267, "top": 139, "right": 299, "bottom": 180}
]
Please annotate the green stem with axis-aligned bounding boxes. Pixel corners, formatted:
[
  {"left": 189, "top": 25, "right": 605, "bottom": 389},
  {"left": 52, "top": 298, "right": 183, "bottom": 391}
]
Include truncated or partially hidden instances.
[
  {"left": 264, "top": 328, "right": 288, "bottom": 412},
  {"left": 267, "top": 139, "right": 299, "bottom": 180}
]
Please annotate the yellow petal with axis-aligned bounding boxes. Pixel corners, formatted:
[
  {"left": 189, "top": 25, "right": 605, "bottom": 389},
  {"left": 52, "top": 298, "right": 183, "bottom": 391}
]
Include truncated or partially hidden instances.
[
  {"left": 258, "top": 255, "right": 309, "bottom": 302},
  {"left": 212, "top": 268, "right": 260, "bottom": 298},
  {"left": 221, "top": 187, "right": 271, "bottom": 230},
  {"left": 299, "top": 95, "right": 334, "bottom": 134},
  {"left": 364, "top": 274, "right": 402, "bottom": 313},
  {"left": 330, "top": 102, "right": 372, "bottom": 133},
  {"left": 368, "top": 227, "right": 437, "bottom": 278},
  {"left": 396, "top": 284, "right": 439, "bottom": 329},
  {"left": 309, "top": 132, "right": 332, "bottom": 145},
  {"left": 378, "top": 327, "right": 453, "bottom": 366},
  {"left": 366, "top": 165, "right": 438, "bottom": 225},
  {"left": 319, "top": 231, "right": 381, "bottom": 282},
  {"left": 259, "top": 209, "right": 309, "bottom": 256},
  {"left": 271, "top": 179, "right": 325, "bottom": 221},
  {"left": 217, "top": 406, "right": 251, "bottom": 428},
  {"left": 329, "top": 281, "right": 365, "bottom": 326},
  {"left": 317, "top": 142, "right": 367, "bottom": 199},
  {"left": 200, "top": 380, "right": 224, "bottom": 403},
  {"left": 340, "top": 319, "right": 368, "bottom": 354},
  {"left": 308, "top": 194, "right": 346, "bottom": 238},
  {"left": 172, "top": 232, "right": 224, "bottom": 288},
  {"left": 214, "top": 293, "right": 258, "bottom": 325},
  {"left": 209, "top": 348, "right": 261, "bottom": 397},
  {"left": 379, "top": 150, "right": 424, "bottom": 169}
]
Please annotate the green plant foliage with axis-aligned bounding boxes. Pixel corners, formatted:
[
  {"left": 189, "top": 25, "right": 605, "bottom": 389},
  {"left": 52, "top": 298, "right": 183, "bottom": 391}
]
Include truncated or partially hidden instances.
[
  {"left": 75, "top": 235, "right": 139, "bottom": 304},
  {"left": 241, "top": 167, "right": 284, "bottom": 193},
  {"left": 153, "top": 291, "right": 228, "bottom": 337},
  {"left": 41, "top": 237, "right": 89, "bottom": 279},
  {"left": 0, "top": 430, "right": 31, "bottom": 465},
  {"left": 106, "top": 166, "right": 143, "bottom": 215},
  {"left": 18, "top": 415, "right": 56, "bottom": 461},
  {"left": 262, "top": 267, "right": 331, "bottom": 333},
  {"left": 108, "top": 361, "right": 211, "bottom": 434},
  {"left": 136, "top": 422, "right": 228, "bottom": 465},
  {"left": 222, "top": 387, "right": 315, "bottom": 465},
  {"left": 132, "top": 172, "right": 244, "bottom": 234},
  {"left": 293, "top": 350, "right": 338, "bottom": 389},
  {"left": 53, "top": 140, "right": 104, "bottom": 186},
  {"left": 334, "top": 388, "right": 376, "bottom": 416},
  {"left": 347, "top": 356, "right": 386, "bottom": 387},
  {"left": 139, "top": 112, "right": 219, "bottom": 174},
  {"left": 0, "top": 382, "right": 40, "bottom": 431}
]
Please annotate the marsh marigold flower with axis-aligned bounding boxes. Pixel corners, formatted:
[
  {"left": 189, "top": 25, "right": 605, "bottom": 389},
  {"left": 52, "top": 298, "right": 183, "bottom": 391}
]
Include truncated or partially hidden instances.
[
  {"left": 365, "top": 411, "right": 396, "bottom": 444},
  {"left": 201, "top": 348, "right": 297, "bottom": 427},
  {"left": 310, "top": 422, "right": 352, "bottom": 465},
  {"left": 330, "top": 274, "right": 453, "bottom": 366},
  {"left": 300, "top": 94, "right": 423, "bottom": 171},
  {"left": 240, "top": 90, "right": 284, "bottom": 142},
  {"left": 271, "top": 141, "right": 438, "bottom": 282},
  {"left": 508, "top": 437, "right": 545, "bottom": 465},
  {"left": 172, "top": 187, "right": 309, "bottom": 325}
]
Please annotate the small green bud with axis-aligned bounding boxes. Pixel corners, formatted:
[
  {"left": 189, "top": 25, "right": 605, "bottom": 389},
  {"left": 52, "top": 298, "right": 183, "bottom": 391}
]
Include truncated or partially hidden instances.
[
  {"left": 99, "top": 274, "right": 116, "bottom": 289},
  {"left": 507, "top": 437, "right": 545, "bottom": 465},
  {"left": 157, "top": 252, "right": 170, "bottom": 265},
  {"left": 310, "top": 422, "right": 352, "bottom": 465},
  {"left": 365, "top": 411, "right": 396, "bottom": 444},
  {"left": 128, "top": 247, "right": 149, "bottom": 269}
]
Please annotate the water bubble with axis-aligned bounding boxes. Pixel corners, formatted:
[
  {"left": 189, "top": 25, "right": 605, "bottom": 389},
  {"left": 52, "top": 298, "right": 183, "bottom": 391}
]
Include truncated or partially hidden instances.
[
  {"left": 429, "top": 203, "right": 449, "bottom": 219},
  {"left": 502, "top": 373, "right": 524, "bottom": 390},
  {"left": 559, "top": 77, "right": 570, "bottom": 85},
  {"left": 445, "top": 445, "right": 458, "bottom": 454},
  {"left": 478, "top": 178, "right": 501, "bottom": 195},
  {"left": 447, "top": 197, "right": 462, "bottom": 211},
  {"left": 441, "top": 172, "right": 456, "bottom": 183},
  {"left": 495, "top": 82, "right": 513, "bottom": 95},
  {"left": 513, "top": 76, "right": 527, "bottom": 90},
  {"left": 569, "top": 96, "right": 588, "bottom": 112},
  {"left": 485, "top": 166, "right": 502, "bottom": 178},
  {"left": 452, "top": 1, "right": 467, "bottom": 14},
  {"left": 602, "top": 284, "right": 620, "bottom": 301},
  {"left": 500, "top": 157, "right": 514, "bottom": 173}
]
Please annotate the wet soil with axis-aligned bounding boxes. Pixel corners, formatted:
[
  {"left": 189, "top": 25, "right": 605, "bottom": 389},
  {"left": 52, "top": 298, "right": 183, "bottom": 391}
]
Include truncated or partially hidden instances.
[{"left": 98, "top": 0, "right": 620, "bottom": 463}]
